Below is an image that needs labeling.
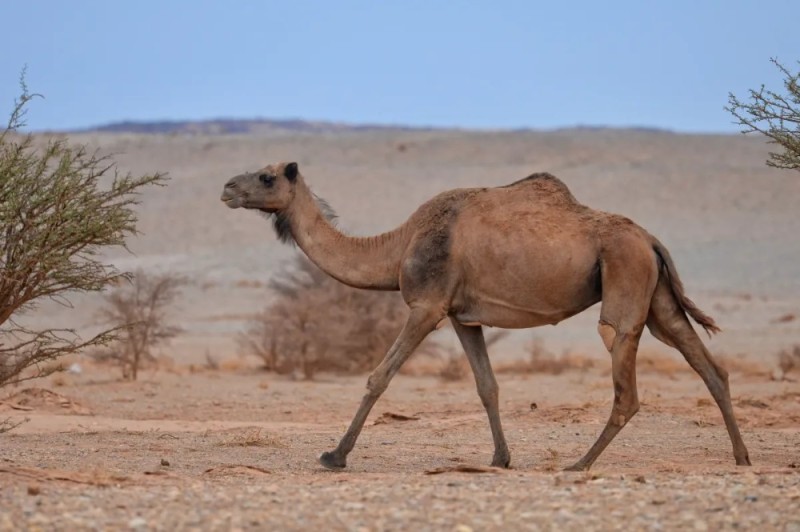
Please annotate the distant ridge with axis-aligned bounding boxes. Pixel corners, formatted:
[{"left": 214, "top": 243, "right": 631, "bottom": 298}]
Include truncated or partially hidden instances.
[
  {"left": 73, "top": 118, "right": 674, "bottom": 136},
  {"left": 76, "top": 118, "right": 438, "bottom": 135}
]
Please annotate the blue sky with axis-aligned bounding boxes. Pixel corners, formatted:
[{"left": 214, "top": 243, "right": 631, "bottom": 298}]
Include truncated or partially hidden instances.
[{"left": 1, "top": 1, "right": 798, "bottom": 132}]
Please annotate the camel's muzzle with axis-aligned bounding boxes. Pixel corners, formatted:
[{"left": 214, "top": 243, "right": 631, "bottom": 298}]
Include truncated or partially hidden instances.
[{"left": 221, "top": 180, "right": 244, "bottom": 208}]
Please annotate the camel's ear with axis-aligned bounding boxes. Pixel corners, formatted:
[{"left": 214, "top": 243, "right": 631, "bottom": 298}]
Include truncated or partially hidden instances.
[{"left": 284, "top": 162, "right": 298, "bottom": 182}]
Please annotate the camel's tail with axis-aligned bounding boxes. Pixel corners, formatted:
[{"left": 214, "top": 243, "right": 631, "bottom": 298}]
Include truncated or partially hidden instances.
[{"left": 651, "top": 237, "right": 721, "bottom": 336}]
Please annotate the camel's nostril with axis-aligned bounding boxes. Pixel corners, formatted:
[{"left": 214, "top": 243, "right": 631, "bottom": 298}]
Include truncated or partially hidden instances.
[{"left": 225, "top": 181, "right": 237, "bottom": 189}]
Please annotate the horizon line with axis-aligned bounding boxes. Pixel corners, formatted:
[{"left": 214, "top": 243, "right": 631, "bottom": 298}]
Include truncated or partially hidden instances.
[{"left": 25, "top": 115, "right": 752, "bottom": 137}]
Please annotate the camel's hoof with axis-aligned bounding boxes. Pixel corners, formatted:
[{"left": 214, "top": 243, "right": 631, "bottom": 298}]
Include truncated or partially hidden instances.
[
  {"left": 319, "top": 451, "right": 346, "bottom": 470},
  {"left": 736, "top": 454, "right": 752, "bottom": 466},
  {"left": 491, "top": 455, "right": 511, "bottom": 469}
]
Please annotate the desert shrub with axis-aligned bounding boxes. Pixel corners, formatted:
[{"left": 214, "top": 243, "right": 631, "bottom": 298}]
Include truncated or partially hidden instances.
[
  {"left": 93, "top": 270, "right": 185, "bottom": 380},
  {"left": 727, "top": 58, "right": 800, "bottom": 171},
  {"left": 494, "top": 335, "right": 594, "bottom": 375},
  {"left": 436, "top": 330, "right": 509, "bottom": 381},
  {"left": 775, "top": 344, "right": 800, "bottom": 380},
  {"left": 437, "top": 355, "right": 470, "bottom": 382},
  {"left": 0, "top": 75, "right": 166, "bottom": 389},
  {"left": 239, "top": 255, "right": 421, "bottom": 379}
]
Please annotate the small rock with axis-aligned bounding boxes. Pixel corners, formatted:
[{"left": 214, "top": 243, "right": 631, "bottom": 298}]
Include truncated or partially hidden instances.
[
  {"left": 530, "top": 402, "right": 538, "bottom": 410},
  {"left": 160, "top": 458, "right": 170, "bottom": 467},
  {"left": 27, "top": 485, "right": 40, "bottom": 496},
  {"left": 343, "top": 502, "right": 365, "bottom": 511},
  {"left": 456, "top": 525, "right": 474, "bottom": 532},
  {"left": 128, "top": 517, "right": 147, "bottom": 529},
  {"left": 634, "top": 475, "right": 647, "bottom": 484}
]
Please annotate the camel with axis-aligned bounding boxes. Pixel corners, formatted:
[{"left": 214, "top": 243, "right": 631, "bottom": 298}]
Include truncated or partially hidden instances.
[{"left": 220, "top": 161, "right": 751, "bottom": 471}]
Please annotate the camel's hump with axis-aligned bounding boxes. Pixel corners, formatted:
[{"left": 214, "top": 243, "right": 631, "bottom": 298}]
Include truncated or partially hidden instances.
[{"left": 500, "top": 172, "right": 579, "bottom": 203}]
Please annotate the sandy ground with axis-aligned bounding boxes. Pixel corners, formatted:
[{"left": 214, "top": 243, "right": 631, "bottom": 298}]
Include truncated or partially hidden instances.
[
  {"left": 2, "top": 128, "right": 799, "bottom": 529},
  {"left": 1, "top": 361, "right": 798, "bottom": 530}
]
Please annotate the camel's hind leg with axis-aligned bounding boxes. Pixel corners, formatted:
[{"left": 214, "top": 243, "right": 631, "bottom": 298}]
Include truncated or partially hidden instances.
[
  {"left": 566, "top": 242, "right": 658, "bottom": 471},
  {"left": 451, "top": 319, "right": 510, "bottom": 468},
  {"left": 646, "top": 275, "right": 751, "bottom": 466}
]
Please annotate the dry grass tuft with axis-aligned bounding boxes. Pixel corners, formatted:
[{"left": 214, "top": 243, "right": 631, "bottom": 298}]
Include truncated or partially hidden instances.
[
  {"left": 0, "top": 417, "right": 28, "bottom": 434},
  {"left": 217, "top": 358, "right": 249, "bottom": 373},
  {"left": 720, "top": 356, "right": 768, "bottom": 377},
  {"left": 495, "top": 336, "right": 594, "bottom": 376},
  {"left": 431, "top": 330, "right": 509, "bottom": 381},
  {"left": 543, "top": 447, "right": 561, "bottom": 472},
  {"left": 405, "top": 332, "right": 595, "bottom": 380},
  {"left": 219, "top": 428, "right": 287, "bottom": 448},
  {"left": 204, "top": 352, "right": 220, "bottom": 371},
  {"left": 774, "top": 345, "right": 800, "bottom": 380},
  {"left": 438, "top": 356, "right": 470, "bottom": 382},
  {"left": 637, "top": 351, "right": 686, "bottom": 378},
  {"left": 637, "top": 350, "right": 767, "bottom": 379}
]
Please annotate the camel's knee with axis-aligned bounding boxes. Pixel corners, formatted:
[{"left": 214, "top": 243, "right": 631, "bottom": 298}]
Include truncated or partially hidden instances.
[
  {"left": 366, "top": 371, "right": 389, "bottom": 396},
  {"left": 598, "top": 321, "right": 617, "bottom": 352},
  {"left": 611, "top": 399, "right": 640, "bottom": 427}
]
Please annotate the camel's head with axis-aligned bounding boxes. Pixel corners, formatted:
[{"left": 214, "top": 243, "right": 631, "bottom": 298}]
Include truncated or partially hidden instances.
[{"left": 220, "top": 161, "right": 299, "bottom": 213}]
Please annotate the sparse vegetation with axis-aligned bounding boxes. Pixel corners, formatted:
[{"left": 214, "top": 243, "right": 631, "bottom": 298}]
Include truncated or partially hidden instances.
[
  {"left": 437, "top": 354, "right": 470, "bottom": 382},
  {"left": 219, "top": 427, "right": 286, "bottom": 448},
  {"left": 0, "top": 74, "right": 166, "bottom": 389},
  {"left": 0, "top": 416, "right": 27, "bottom": 434},
  {"left": 775, "top": 344, "right": 800, "bottom": 380},
  {"left": 239, "top": 256, "right": 422, "bottom": 379},
  {"left": 93, "top": 270, "right": 185, "bottom": 380},
  {"left": 727, "top": 58, "right": 800, "bottom": 171},
  {"left": 494, "top": 335, "right": 594, "bottom": 376},
  {"left": 436, "top": 330, "right": 509, "bottom": 382}
]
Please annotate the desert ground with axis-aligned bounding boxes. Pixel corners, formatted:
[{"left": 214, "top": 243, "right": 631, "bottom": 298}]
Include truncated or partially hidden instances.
[{"left": 1, "top": 127, "right": 799, "bottom": 529}]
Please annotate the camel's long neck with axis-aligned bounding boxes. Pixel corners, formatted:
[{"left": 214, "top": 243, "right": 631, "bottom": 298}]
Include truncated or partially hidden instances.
[{"left": 285, "top": 182, "right": 411, "bottom": 290}]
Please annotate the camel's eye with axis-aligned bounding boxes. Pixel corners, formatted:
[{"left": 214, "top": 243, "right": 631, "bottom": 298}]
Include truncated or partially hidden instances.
[{"left": 259, "top": 174, "right": 275, "bottom": 187}]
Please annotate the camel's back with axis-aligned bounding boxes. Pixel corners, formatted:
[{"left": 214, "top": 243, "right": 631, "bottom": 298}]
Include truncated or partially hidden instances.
[
  {"left": 408, "top": 172, "right": 610, "bottom": 243},
  {"left": 459, "top": 172, "right": 592, "bottom": 228},
  {"left": 497, "top": 172, "right": 582, "bottom": 207}
]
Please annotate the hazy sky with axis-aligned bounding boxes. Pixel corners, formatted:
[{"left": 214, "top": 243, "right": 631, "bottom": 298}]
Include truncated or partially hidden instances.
[{"left": 1, "top": 1, "right": 797, "bottom": 132}]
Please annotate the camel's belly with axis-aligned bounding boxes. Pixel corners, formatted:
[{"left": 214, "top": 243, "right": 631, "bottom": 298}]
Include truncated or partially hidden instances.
[
  {"left": 452, "top": 292, "right": 599, "bottom": 329},
  {"left": 450, "top": 244, "right": 602, "bottom": 328}
]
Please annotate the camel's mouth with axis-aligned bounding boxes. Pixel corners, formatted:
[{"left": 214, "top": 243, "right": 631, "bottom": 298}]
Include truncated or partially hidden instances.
[{"left": 221, "top": 196, "right": 243, "bottom": 209}]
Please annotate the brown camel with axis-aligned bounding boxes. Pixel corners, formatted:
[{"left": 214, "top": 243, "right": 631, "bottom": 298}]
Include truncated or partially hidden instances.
[{"left": 220, "top": 162, "right": 751, "bottom": 471}]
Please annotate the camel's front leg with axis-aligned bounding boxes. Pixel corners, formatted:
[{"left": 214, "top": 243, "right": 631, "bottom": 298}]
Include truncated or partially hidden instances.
[{"left": 319, "top": 307, "right": 441, "bottom": 470}]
